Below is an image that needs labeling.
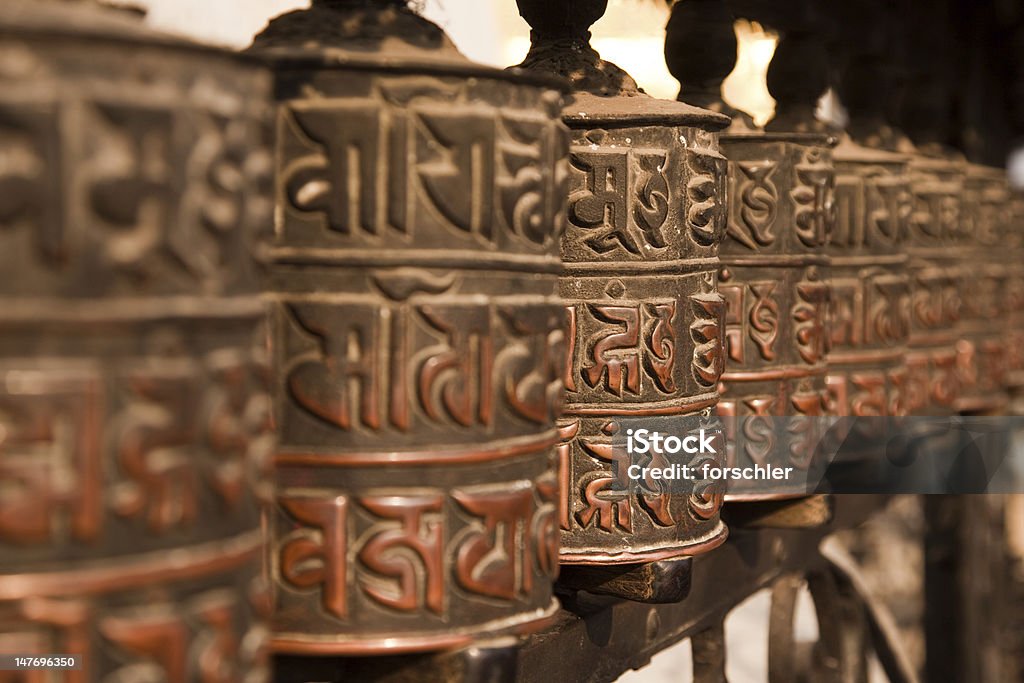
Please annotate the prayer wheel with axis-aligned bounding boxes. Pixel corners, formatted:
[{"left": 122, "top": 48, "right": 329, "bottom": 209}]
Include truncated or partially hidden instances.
[
  {"left": 827, "top": 139, "right": 911, "bottom": 421},
  {"left": 716, "top": 132, "right": 835, "bottom": 498},
  {"left": 515, "top": 0, "right": 729, "bottom": 564},
  {"left": 0, "top": 1, "right": 274, "bottom": 679},
  {"left": 1006, "top": 190, "right": 1024, "bottom": 414},
  {"left": 903, "top": 156, "right": 963, "bottom": 415},
  {"left": 251, "top": 0, "right": 569, "bottom": 654},
  {"left": 956, "top": 164, "right": 1010, "bottom": 415},
  {"left": 665, "top": 0, "right": 835, "bottom": 500}
]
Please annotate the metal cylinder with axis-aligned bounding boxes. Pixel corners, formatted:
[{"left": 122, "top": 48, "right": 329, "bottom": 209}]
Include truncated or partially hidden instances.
[
  {"left": 957, "top": 164, "right": 1010, "bottom": 414},
  {"left": 827, "top": 139, "right": 911, "bottom": 420},
  {"left": 1007, "top": 190, "right": 1024, "bottom": 414},
  {"left": 904, "top": 156, "right": 963, "bottom": 416},
  {"left": 515, "top": 0, "right": 730, "bottom": 565},
  {"left": 0, "top": 1, "right": 274, "bottom": 679},
  {"left": 717, "top": 132, "right": 835, "bottom": 498},
  {"left": 252, "top": 0, "right": 569, "bottom": 655}
]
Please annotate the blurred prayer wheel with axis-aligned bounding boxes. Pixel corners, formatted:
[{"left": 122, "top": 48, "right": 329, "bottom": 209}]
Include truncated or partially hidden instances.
[
  {"left": 0, "top": 1, "right": 274, "bottom": 679},
  {"left": 665, "top": 0, "right": 835, "bottom": 502},
  {"left": 716, "top": 132, "right": 835, "bottom": 499},
  {"left": 515, "top": 0, "right": 729, "bottom": 564},
  {"left": 1007, "top": 190, "right": 1024, "bottom": 414},
  {"left": 956, "top": 164, "right": 1010, "bottom": 415},
  {"left": 252, "top": 0, "right": 569, "bottom": 654},
  {"left": 904, "top": 156, "right": 963, "bottom": 415},
  {"left": 827, "top": 139, "right": 911, "bottom": 420}
]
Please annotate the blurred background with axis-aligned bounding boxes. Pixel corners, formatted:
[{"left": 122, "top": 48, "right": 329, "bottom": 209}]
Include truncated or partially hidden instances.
[
  {"left": 117, "top": 0, "right": 769, "bottom": 108},
  {"left": 116, "top": 0, "right": 1024, "bottom": 187}
]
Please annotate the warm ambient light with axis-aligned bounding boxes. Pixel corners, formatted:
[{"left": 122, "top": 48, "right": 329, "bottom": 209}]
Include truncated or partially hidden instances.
[
  {"left": 503, "top": 11, "right": 778, "bottom": 127},
  {"left": 723, "top": 19, "right": 779, "bottom": 126}
]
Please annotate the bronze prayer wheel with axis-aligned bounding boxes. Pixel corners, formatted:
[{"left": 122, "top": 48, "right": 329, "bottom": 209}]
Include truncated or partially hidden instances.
[
  {"left": 0, "top": 1, "right": 274, "bottom": 679},
  {"left": 1007, "top": 189, "right": 1024, "bottom": 414},
  {"left": 252, "top": 0, "right": 569, "bottom": 654},
  {"left": 903, "top": 156, "right": 963, "bottom": 416},
  {"left": 956, "top": 164, "right": 1010, "bottom": 415},
  {"left": 717, "top": 132, "right": 835, "bottom": 498},
  {"left": 515, "top": 0, "right": 729, "bottom": 564},
  {"left": 827, "top": 138, "right": 911, "bottom": 419}
]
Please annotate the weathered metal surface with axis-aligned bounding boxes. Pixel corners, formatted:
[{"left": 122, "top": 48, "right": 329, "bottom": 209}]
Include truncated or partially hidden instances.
[
  {"left": 557, "top": 558, "right": 692, "bottom": 604},
  {"left": 251, "top": 0, "right": 569, "bottom": 655},
  {"left": 827, "top": 138, "right": 911, "bottom": 420},
  {"left": 514, "top": 0, "right": 730, "bottom": 565},
  {"left": 956, "top": 164, "right": 1010, "bottom": 414},
  {"left": 717, "top": 133, "right": 835, "bottom": 495},
  {"left": 0, "top": 1, "right": 274, "bottom": 679}
]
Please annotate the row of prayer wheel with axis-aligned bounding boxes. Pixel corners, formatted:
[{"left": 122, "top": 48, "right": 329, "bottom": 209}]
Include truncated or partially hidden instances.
[{"left": 1, "top": 0, "right": 1022, "bottom": 675}]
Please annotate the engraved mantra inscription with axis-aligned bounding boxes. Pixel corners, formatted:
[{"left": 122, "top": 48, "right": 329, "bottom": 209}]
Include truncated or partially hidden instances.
[
  {"left": 565, "top": 301, "right": 676, "bottom": 398},
  {"left": 719, "top": 386, "right": 828, "bottom": 464},
  {"left": 3, "top": 574, "right": 269, "bottom": 683},
  {"left": 0, "top": 351, "right": 270, "bottom": 546},
  {"left": 826, "top": 370, "right": 905, "bottom": 417},
  {"left": 912, "top": 268, "right": 959, "bottom": 331},
  {"left": 829, "top": 274, "right": 910, "bottom": 349},
  {"left": 561, "top": 289, "right": 724, "bottom": 401},
  {"left": 791, "top": 150, "right": 835, "bottom": 249},
  {"left": 718, "top": 272, "right": 829, "bottom": 367},
  {"left": 569, "top": 148, "right": 669, "bottom": 254},
  {"left": 566, "top": 144, "right": 726, "bottom": 255},
  {"left": 731, "top": 159, "right": 778, "bottom": 249},
  {"left": 721, "top": 282, "right": 779, "bottom": 363},
  {"left": 833, "top": 172, "right": 909, "bottom": 249},
  {"left": 276, "top": 475, "right": 558, "bottom": 619},
  {"left": 691, "top": 275, "right": 727, "bottom": 388},
  {"left": 555, "top": 422, "right": 721, "bottom": 537},
  {"left": 686, "top": 147, "right": 728, "bottom": 247},
  {"left": 0, "top": 100, "right": 267, "bottom": 291},
  {"left": 284, "top": 297, "right": 564, "bottom": 433},
  {"left": 281, "top": 92, "right": 567, "bottom": 248}
]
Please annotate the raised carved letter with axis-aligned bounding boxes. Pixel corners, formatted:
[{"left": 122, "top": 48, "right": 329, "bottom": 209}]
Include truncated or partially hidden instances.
[
  {"left": 279, "top": 495, "right": 349, "bottom": 620},
  {"left": 453, "top": 482, "right": 536, "bottom": 600},
  {"left": 358, "top": 494, "right": 444, "bottom": 615}
]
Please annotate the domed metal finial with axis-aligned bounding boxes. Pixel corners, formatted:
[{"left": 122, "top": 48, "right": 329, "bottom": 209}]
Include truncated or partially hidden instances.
[{"left": 252, "top": 0, "right": 455, "bottom": 57}]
